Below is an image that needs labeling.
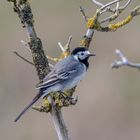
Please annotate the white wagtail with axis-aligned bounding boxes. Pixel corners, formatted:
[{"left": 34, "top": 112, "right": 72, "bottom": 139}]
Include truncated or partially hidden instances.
[{"left": 14, "top": 47, "right": 95, "bottom": 122}]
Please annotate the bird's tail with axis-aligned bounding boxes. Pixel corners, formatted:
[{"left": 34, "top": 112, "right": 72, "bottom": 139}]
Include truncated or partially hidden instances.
[{"left": 14, "top": 91, "right": 43, "bottom": 122}]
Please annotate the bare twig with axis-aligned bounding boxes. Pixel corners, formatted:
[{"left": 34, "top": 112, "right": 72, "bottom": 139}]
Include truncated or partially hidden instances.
[
  {"left": 47, "top": 35, "right": 72, "bottom": 63},
  {"left": 112, "top": 49, "right": 140, "bottom": 70},
  {"left": 59, "top": 35, "right": 72, "bottom": 55},
  {"left": 98, "top": 0, "right": 122, "bottom": 15},
  {"left": 119, "top": 0, "right": 132, "bottom": 10},
  {"left": 91, "top": 0, "right": 115, "bottom": 13},
  {"left": 92, "top": 0, "right": 131, "bottom": 14},
  {"left": 66, "top": 35, "right": 72, "bottom": 49},
  {"left": 13, "top": 51, "right": 34, "bottom": 65},
  {"left": 13, "top": 50, "right": 54, "bottom": 68},
  {"left": 101, "top": 0, "right": 132, "bottom": 23},
  {"left": 58, "top": 42, "right": 65, "bottom": 53},
  {"left": 100, "top": 1, "right": 120, "bottom": 23},
  {"left": 91, "top": 0, "right": 103, "bottom": 7},
  {"left": 80, "top": 6, "right": 88, "bottom": 22}
]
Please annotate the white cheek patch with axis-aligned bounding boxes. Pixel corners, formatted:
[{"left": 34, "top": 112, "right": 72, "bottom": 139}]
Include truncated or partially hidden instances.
[
  {"left": 74, "top": 50, "right": 90, "bottom": 61},
  {"left": 86, "top": 51, "right": 90, "bottom": 55},
  {"left": 73, "top": 55, "right": 79, "bottom": 61}
]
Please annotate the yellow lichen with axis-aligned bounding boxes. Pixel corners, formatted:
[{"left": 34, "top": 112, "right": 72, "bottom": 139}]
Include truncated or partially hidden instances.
[
  {"left": 60, "top": 51, "right": 70, "bottom": 59},
  {"left": 87, "top": 16, "right": 96, "bottom": 28},
  {"left": 109, "top": 15, "right": 133, "bottom": 31}
]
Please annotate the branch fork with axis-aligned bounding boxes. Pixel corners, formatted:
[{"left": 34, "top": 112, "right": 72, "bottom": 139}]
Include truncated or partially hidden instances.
[{"left": 112, "top": 49, "right": 140, "bottom": 70}]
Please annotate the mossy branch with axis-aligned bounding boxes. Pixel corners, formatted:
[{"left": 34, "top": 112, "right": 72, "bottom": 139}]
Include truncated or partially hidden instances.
[
  {"left": 7, "top": 0, "right": 72, "bottom": 140},
  {"left": 8, "top": 0, "right": 50, "bottom": 81}
]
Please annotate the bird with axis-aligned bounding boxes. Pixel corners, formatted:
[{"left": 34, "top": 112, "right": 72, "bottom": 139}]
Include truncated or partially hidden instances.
[{"left": 14, "top": 47, "right": 95, "bottom": 122}]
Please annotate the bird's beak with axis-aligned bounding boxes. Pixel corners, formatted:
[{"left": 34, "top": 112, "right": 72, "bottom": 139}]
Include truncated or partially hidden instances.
[{"left": 88, "top": 53, "right": 96, "bottom": 57}]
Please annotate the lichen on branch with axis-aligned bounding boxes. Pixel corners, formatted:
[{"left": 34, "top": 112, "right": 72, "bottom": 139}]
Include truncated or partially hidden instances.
[
  {"left": 7, "top": 0, "right": 78, "bottom": 114},
  {"left": 80, "top": 0, "right": 140, "bottom": 48}
]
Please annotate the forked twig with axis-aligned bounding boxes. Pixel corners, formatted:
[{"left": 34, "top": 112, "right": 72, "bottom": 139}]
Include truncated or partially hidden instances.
[
  {"left": 47, "top": 35, "right": 72, "bottom": 62},
  {"left": 80, "top": 6, "right": 88, "bottom": 22},
  {"left": 88, "top": 0, "right": 140, "bottom": 32},
  {"left": 80, "top": 0, "right": 139, "bottom": 48},
  {"left": 112, "top": 50, "right": 140, "bottom": 70},
  {"left": 119, "top": 0, "right": 132, "bottom": 10}
]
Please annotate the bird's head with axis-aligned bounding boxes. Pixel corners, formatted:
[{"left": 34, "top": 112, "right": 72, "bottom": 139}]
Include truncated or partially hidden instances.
[{"left": 72, "top": 47, "right": 95, "bottom": 62}]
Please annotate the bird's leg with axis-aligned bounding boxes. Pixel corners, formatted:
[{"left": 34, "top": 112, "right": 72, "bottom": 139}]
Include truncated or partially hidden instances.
[
  {"left": 59, "top": 91, "right": 74, "bottom": 101},
  {"left": 60, "top": 92, "right": 78, "bottom": 106},
  {"left": 61, "top": 92, "right": 69, "bottom": 100}
]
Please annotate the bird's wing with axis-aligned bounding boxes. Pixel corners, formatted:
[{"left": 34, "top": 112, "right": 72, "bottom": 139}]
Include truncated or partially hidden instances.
[
  {"left": 36, "top": 57, "right": 79, "bottom": 89},
  {"left": 36, "top": 68, "right": 77, "bottom": 89}
]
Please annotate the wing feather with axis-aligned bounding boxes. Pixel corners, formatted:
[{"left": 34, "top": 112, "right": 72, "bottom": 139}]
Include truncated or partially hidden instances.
[
  {"left": 36, "top": 69, "right": 77, "bottom": 89},
  {"left": 36, "top": 57, "right": 79, "bottom": 89}
]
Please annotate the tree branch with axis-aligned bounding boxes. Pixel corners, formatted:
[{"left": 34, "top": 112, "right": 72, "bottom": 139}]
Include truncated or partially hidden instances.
[
  {"left": 112, "top": 49, "right": 140, "bottom": 70},
  {"left": 7, "top": 0, "right": 70, "bottom": 139},
  {"left": 80, "top": 0, "right": 140, "bottom": 49},
  {"left": 87, "top": 0, "right": 140, "bottom": 32}
]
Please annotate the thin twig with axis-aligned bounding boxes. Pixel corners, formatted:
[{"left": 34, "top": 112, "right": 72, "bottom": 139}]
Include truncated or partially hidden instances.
[
  {"left": 92, "top": 0, "right": 132, "bottom": 16},
  {"left": 111, "top": 49, "right": 140, "bottom": 70},
  {"left": 119, "top": 0, "right": 132, "bottom": 11},
  {"left": 92, "top": 0, "right": 115, "bottom": 13},
  {"left": 13, "top": 50, "right": 54, "bottom": 68},
  {"left": 58, "top": 35, "right": 72, "bottom": 53},
  {"left": 80, "top": 6, "right": 88, "bottom": 22},
  {"left": 100, "top": 0, "right": 132, "bottom": 23},
  {"left": 101, "top": 1, "right": 120, "bottom": 23},
  {"left": 91, "top": 0, "right": 123, "bottom": 24},
  {"left": 99, "top": 0, "right": 122, "bottom": 14},
  {"left": 64, "top": 35, "right": 72, "bottom": 52},
  {"left": 13, "top": 51, "right": 34, "bottom": 65},
  {"left": 91, "top": 0, "right": 104, "bottom": 7},
  {"left": 58, "top": 42, "right": 65, "bottom": 53},
  {"left": 66, "top": 35, "right": 72, "bottom": 48},
  {"left": 92, "top": 0, "right": 131, "bottom": 23}
]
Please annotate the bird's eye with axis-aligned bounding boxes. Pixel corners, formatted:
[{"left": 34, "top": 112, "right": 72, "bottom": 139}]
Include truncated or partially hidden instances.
[{"left": 81, "top": 52, "right": 84, "bottom": 55}]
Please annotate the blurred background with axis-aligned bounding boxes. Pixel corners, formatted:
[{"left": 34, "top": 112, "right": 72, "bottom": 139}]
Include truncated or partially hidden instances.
[{"left": 0, "top": 0, "right": 140, "bottom": 140}]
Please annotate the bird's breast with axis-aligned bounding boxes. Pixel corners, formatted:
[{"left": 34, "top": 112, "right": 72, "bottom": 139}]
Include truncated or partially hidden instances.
[{"left": 63, "top": 64, "right": 86, "bottom": 90}]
